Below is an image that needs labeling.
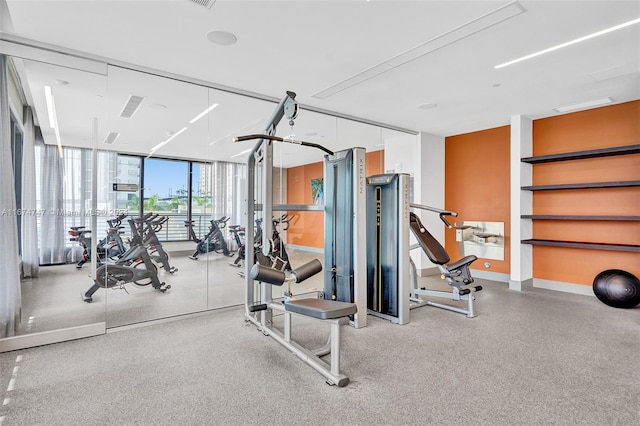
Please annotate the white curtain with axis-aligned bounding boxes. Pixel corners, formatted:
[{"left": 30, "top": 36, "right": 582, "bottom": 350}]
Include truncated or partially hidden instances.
[
  {"left": 0, "top": 54, "right": 22, "bottom": 338},
  {"left": 209, "top": 161, "right": 246, "bottom": 226},
  {"left": 34, "top": 146, "right": 117, "bottom": 263},
  {"left": 61, "top": 149, "right": 117, "bottom": 246},
  {"left": 39, "top": 145, "right": 66, "bottom": 265},
  {"left": 21, "top": 106, "right": 39, "bottom": 277}
]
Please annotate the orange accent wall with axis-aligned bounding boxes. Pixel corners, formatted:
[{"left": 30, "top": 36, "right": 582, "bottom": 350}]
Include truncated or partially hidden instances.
[
  {"left": 286, "top": 162, "right": 324, "bottom": 248},
  {"left": 531, "top": 100, "right": 640, "bottom": 285},
  {"left": 366, "top": 150, "right": 384, "bottom": 177},
  {"left": 444, "top": 126, "right": 511, "bottom": 274},
  {"left": 286, "top": 150, "right": 384, "bottom": 249}
]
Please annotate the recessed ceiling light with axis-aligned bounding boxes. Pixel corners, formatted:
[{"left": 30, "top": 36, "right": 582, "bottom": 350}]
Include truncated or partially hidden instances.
[
  {"left": 206, "top": 30, "right": 237, "bottom": 46},
  {"left": 552, "top": 97, "right": 613, "bottom": 113},
  {"left": 189, "top": 103, "right": 219, "bottom": 123},
  {"left": 54, "top": 79, "right": 69, "bottom": 86},
  {"left": 230, "top": 148, "right": 252, "bottom": 158},
  {"left": 418, "top": 103, "right": 437, "bottom": 110},
  {"left": 44, "top": 85, "right": 55, "bottom": 128},
  {"left": 495, "top": 17, "right": 640, "bottom": 69}
]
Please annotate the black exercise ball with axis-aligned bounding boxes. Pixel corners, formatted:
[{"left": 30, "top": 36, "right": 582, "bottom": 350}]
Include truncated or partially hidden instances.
[{"left": 592, "top": 269, "right": 640, "bottom": 309}]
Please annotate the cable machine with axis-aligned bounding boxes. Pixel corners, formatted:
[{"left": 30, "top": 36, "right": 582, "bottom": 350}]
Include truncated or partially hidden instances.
[
  {"left": 323, "top": 147, "right": 367, "bottom": 328},
  {"left": 366, "top": 173, "right": 411, "bottom": 325},
  {"left": 235, "top": 91, "right": 363, "bottom": 386}
]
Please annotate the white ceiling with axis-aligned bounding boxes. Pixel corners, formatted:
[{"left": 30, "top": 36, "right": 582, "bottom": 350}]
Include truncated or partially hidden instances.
[{"left": 2, "top": 0, "right": 639, "bottom": 167}]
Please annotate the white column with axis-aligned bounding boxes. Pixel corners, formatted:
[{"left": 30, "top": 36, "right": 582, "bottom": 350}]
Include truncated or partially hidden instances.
[
  {"left": 385, "top": 131, "right": 444, "bottom": 273},
  {"left": 510, "top": 115, "right": 533, "bottom": 290},
  {"left": 414, "top": 132, "right": 445, "bottom": 273}
]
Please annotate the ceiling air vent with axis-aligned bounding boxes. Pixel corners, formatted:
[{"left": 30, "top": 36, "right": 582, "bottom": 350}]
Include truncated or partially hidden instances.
[
  {"left": 103, "top": 132, "right": 120, "bottom": 144},
  {"left": 120, "top": 95, "right": 144, "bottom": 119},
  {"left": 189, "top": 0, "right": 216, "bottom": 9}
]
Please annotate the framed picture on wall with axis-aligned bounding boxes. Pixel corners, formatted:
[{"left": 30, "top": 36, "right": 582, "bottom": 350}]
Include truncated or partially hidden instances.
[{"left": 311, "top": 178, "right": 323, "bottom": 205}]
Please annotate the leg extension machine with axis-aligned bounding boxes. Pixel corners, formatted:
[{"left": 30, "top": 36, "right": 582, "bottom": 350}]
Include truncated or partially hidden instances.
[{"left": 249, "top": 260, "right": 357, "bottom": 387}]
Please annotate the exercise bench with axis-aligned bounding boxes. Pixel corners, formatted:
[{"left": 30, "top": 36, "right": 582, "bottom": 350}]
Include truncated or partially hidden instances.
[
  {"left": 409, "top": 212, "right": 483, "bottom": 318},
  {"left": 249, "top": 259, "right": 357, "bottom": 387}
]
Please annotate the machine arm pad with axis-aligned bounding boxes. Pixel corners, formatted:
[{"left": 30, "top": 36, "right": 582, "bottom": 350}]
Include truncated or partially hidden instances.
[
  {"left": 292, "top": 259, "right": 322, "bottom": 283},
  {"left": 250, "top": 264, "right": 286, "bottom": 286}
]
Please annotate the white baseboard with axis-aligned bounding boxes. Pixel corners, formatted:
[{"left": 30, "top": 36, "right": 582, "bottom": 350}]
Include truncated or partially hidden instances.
[
  {"left": 0, "top": 322, "right": 105, "bottom": 352},
  {"left": 471, "top": 270, "right": 510, "bottom": 283},
  {"left": 533, "top": 279, "right": 595, "bottom": 297}
]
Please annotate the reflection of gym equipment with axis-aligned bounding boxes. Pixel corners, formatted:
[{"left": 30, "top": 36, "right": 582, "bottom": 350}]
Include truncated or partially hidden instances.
[
  {"left": 230, "top": 216, "right": 293, "bottom": 277},
  {"left": 82, "top": 214, "right": 173, "bottom": 302},
  {"left": 184, "top": 215, "right": 232, "bottom": 259},
  {"left": 237, "top": 91, "right": 360, "bottom": 386},
  {"left": 266, "top": 214, "right": 293, "bottom": 271},
  {"left": 228, "top": 220, "right": 257, "bottom": 268},
  {"left": 409, "top": 208, "right": 482, "bottom": 318},
  {"left": 593, "top": 269, "right": 640, "bottom": 309},
  {"left": 139, "top": 214, "right": 177, "bottom": 274},
  {"left": 68, "top": 213, "right": 128, "bottom": 268},
  {"left": 228, "top": 224, "right": 246, "bottom": 261}
]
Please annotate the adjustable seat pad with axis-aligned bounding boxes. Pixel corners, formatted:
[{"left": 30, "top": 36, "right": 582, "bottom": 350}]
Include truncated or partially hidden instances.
[
  {"left": 285, "top": 298, "right": 357, "bottom": 320},
  {"left": 447, "top": 255, "right": 477, "bottom": 270}
]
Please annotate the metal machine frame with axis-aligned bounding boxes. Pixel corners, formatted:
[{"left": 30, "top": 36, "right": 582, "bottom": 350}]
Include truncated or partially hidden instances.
[
  {"left": 366, "top": 173, "right": 411, "bottom": 325},
  {"left": 238, "top": 91, "right": 362, "bottom": 386}
]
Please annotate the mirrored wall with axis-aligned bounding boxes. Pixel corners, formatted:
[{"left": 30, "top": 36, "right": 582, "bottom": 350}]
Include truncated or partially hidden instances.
[{"left": 0, "top": 48, "right": 415, "bottom": 349}]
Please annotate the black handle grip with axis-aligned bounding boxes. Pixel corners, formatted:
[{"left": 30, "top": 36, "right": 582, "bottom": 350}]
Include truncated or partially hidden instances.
[{"left": 248, "top": 304, "right": 268, "bottom": 312}]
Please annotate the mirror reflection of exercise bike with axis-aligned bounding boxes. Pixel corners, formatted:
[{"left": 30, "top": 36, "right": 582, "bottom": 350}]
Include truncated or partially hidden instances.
[
  {"left": 228, "top": 218, "right": 261, "bottom": 269},
  {"left": 68, "top": 213, "right": 128, "bottom": 269},
  {"left": 81, "top": 213, "right": 174, "bottom": 303},
  {"left": 267, "top": 213, "right": 293, "bottom": 271},
  {"left": 231, "top": 214, "right": 293, "bottom": 277},
  {"left": 184, "top": 216, "right": 232, "bottom": 260}
]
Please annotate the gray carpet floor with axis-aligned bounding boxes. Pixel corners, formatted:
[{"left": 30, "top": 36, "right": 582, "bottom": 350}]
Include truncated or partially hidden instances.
[{"left": 1, "top": 278, "right": 639, "bottom": 425}]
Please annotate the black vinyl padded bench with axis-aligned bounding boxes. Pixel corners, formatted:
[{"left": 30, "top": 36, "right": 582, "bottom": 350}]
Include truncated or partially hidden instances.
[{"left": 285, "top": 298, "right": 357, "bottom": 320}]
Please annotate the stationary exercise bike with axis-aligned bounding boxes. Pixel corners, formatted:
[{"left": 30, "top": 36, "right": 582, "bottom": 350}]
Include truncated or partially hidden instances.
[
  {"left": 228, "top": 218, "right": 263, "bottom": 269},
  {"left": 233, "top": 215, "right": 292, "bottom": 276},
  {"left": 267, "top": 213, "right": 293, "bottom": 271},
  {"left": 82, "top": 214, "right": 173, "bottom": 302},
  {"left": 69, "top": 213, "right": 128, "bottom": 268},
  {"left": 185, "top": 216, "right": 232, "bottom": 259}
]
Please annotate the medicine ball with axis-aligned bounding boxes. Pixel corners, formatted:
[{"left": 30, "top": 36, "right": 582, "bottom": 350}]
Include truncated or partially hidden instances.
[{"left": 592, "top": 269, "right": 640, "bottom": 309}]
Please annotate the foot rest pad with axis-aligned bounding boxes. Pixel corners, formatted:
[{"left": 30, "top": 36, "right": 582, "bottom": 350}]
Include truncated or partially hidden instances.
[{"left": 285, "top": 298, "right": 357, "bottom": 320}]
